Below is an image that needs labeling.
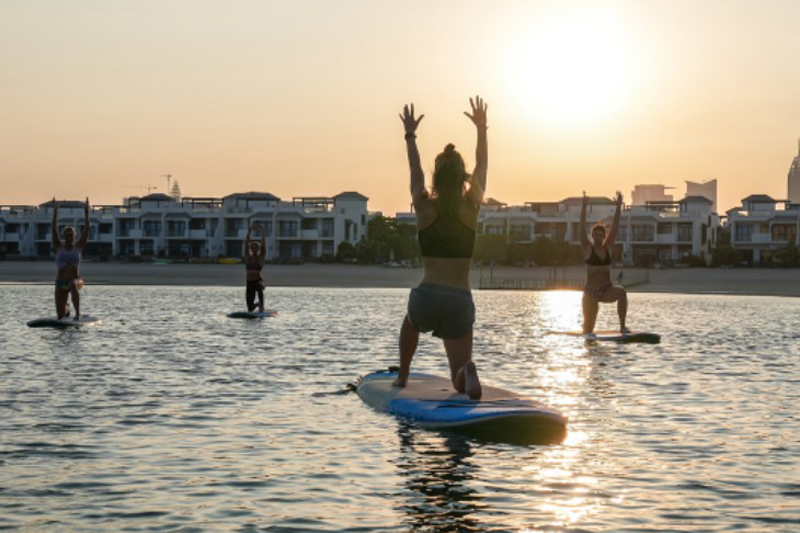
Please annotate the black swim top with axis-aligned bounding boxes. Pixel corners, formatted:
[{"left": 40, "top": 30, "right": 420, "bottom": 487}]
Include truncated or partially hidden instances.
[
  {"left": 585, "top": 245, "right": 612, "bottom": 266},
  {"left": 245, "top": 255, "right": 263, "bottom": 272},
  {"left": 418, "top": 212, "right": 476, "bottom": 259}
]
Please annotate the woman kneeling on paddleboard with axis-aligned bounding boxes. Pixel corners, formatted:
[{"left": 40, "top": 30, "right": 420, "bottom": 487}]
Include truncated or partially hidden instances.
[
  {"left": 244, "top": 223, "right": 267, "bottom": 313},
  {"left": 52, "top": 197, "right": 91, "bottom": 320},
  {"left": 392, "top": 96, "right": 488, "bottom": 400},
  {"left": 580, "top": 191, "right": 628, "bottom": 337}
]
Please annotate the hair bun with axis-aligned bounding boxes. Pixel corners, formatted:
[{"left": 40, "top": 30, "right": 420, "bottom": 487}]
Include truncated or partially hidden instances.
[{"left": 444, "top": 143, "right": 456, "bottom": 154}]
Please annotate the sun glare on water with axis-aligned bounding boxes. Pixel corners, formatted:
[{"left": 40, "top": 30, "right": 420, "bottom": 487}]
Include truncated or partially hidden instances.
[{"left": 503, "top": 7, "right": 642, "bottom": 131}]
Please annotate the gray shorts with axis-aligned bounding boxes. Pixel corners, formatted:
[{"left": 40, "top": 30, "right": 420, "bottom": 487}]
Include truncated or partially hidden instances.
[{"left": 407, "top": 283, "right": 475, "bottom": 339}]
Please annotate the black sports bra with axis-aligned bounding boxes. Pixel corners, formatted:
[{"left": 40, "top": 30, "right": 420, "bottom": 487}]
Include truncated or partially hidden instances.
[
  {"left": 585, "top": 245, "right": 612, "bottom": 266},
  {"left": 418, "top": 212, "right": 476, "bottom": 259}
]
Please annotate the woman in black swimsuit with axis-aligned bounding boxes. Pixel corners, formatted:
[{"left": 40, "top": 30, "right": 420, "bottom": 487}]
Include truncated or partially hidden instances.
[
  {"left": 244, "top": 224, "right": 266, "bottom": 313},
  {"left": 580, "top": 191, "right": 628, "bottom": 336},
  {"left": 392, "top": 96, "right": 488, "bottom": 400}
]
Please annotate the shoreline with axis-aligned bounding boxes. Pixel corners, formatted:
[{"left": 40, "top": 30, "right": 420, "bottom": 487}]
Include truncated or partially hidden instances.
[{"left": 2, "top": 261, "right": 800, "bottom": 296}]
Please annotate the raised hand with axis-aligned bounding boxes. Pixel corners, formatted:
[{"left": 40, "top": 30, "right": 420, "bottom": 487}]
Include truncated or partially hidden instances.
[
  {"left": 85, "top": 197, "right": 90, "bottom": 214},
  {"left": 399, "top": 104, "right": 424, "bottom": 135},
  {"left": 464, "top": 95, "right": 488, "bottom": 129},
  {"left": 615, "top": 191, "right": 623, "bottom": 205}
]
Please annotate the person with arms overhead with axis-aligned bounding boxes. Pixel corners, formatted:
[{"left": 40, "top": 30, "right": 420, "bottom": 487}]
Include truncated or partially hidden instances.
[
  {"left": 579, "top": 191, "right": 628, "bottom": 337},
  {"left": 244, "top": 223, "right": 267, "bottom": 313},
  {"left": 392, "top": 96, "right": 488, "bottom": 400},
  {"left": 52, "top": 197, "right": 91, "bottom": 320}
]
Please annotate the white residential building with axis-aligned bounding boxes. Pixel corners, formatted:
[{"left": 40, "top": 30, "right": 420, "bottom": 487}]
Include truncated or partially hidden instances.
[
  {"left": 727, "top": 194, "right": 800, "bottom": 262},
  {"left": 475, "top": 195, "right": 719, "bottom": 265},
  {"left": 0, "top": 191, "right": 369, "bottom": 261}
]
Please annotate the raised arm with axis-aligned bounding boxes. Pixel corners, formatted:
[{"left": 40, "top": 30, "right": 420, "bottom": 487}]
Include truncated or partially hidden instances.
[
  {"left": 464, "top": 95, "right": 488, "bottom": 204},
  {"left": 51, "top": 197, "right": 61, "bottom": 250},
  {"left": 399, "top": 104, "right": 426, "bottom": 207},
  {"left": 258, "top": 224, "right": 267, "bottom": 260},
  {"left": 605, "top": 191, "right": 623, "bottom": 247},
  {"left": 579, "top": 192, "right": 590, "bottom": 252},
  {"left": 244, "top": 224, "right": 253, "bottom": 257},
  {"left": 77, "top": 197, "right": 91, "bottom": 249}
]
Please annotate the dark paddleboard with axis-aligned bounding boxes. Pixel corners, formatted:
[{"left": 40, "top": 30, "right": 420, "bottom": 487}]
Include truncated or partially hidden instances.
[
  {"left": 27, "top": 316, "right": 102, "bottom": 328},
  {"left": 227, "top": 310, "right": 279, "bottom": 319}
]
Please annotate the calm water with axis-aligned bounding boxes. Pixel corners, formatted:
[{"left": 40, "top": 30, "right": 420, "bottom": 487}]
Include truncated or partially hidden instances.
[{"left": 1, "top": 285, "right": 799, "bottom": 532}]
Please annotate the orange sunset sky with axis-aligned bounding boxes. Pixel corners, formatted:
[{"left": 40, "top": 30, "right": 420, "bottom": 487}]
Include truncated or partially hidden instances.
[{"left": 2, "top": 0, "right": 799, "bottom": 215}]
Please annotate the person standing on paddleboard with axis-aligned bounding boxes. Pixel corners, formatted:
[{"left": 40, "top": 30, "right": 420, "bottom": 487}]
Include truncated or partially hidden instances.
[
  {"left": 244, "top": 223, "right": 267, "bottom": 313},
  {"left": 392, "top": 96, "right": 488, "bottom": 400},
  {"left": 579, "top": 191, "right": 629, "bottom": 337},
  {"left": 52, "top": 197, "right": 91, "bottom": 320}
]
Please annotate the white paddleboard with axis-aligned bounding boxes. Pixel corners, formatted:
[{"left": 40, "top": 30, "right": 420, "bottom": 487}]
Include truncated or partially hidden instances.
[
  {"left": 556, "top": 330, "right": 661, "bottom": 343},
  {"left": 356, "top": 371, "right": 567, "bottom": 444},
  {"left": 27, "top": 316, "right": 102, "bottom": 328},
  {"left": 227, "top": 310, "right": 279, "bottom": 319}
]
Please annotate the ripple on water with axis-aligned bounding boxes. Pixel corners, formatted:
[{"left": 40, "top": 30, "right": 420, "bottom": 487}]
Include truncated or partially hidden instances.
[{"left": 1, "top": 286, "right": 799, "bottom": 532}]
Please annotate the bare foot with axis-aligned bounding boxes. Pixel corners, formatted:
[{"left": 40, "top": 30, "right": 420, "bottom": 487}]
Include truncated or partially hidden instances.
[
  {"left": 392, "top": 374, "right": 407, "bottom": 388},
  {"left": 463, "top": 361, "right": 482, "bottom": 400}
]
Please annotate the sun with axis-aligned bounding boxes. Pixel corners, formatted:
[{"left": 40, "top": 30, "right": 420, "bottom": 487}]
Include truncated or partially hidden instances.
[{"left": 503, "top": 7, "right": 641, "bottom": 130}]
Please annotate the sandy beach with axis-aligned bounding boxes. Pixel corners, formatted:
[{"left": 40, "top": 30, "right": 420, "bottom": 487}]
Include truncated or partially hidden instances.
[{"left": 2, "top": 260, "right": 799, "bottom": 296}]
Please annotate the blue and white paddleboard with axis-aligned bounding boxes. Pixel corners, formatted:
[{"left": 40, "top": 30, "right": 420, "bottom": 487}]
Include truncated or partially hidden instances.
[
  {"left": 558, "top": 330, "right": 661, "bottom": 344},
  {"left": 27, "top": 316, "right": 102, "bottom": 328},
  {"left": 227, "top": 310, "right": 279, "bottom": 319},
  {"left": 356, "top": 371, "right": 567, "bottom": 444}
]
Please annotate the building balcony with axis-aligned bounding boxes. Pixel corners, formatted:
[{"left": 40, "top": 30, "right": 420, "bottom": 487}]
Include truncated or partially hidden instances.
[
  {"left": 655, "top": 234, "right": 676, "bottom": 244},
  {"left": 118, "top": 229, "right": 142, "bottom": 239},
  {"left": 301, "top": 229, "right": 319, "bottom": 239},
  {"left": 225, "top": 229, "right": 247, "bottom": 239},
  {"left": 189, "top": 229, "right": 208, "bottom": 239}
]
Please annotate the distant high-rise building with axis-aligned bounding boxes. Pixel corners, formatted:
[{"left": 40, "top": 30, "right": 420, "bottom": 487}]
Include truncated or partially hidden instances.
[
  {"left": 686, "top": 178, "right": 718, "bottom": 213},
  {"left": 170, "top": 180, "right": 182, "bottom": 201},
  {"left": 789, "top": 139, "right": 800, "bottom": 204},
  {"left": 631, "top": 184, "right": 673, "bottom": 206}
]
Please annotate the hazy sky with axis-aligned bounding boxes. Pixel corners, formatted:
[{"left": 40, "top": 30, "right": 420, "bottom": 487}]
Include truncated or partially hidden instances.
[{"left": 2, "top": 0, "right": 799, "bottom": 214}]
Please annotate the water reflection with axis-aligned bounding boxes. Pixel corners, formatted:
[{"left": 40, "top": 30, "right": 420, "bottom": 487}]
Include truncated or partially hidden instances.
[{"left": 393, "top": 423, "right": 485, "bottom": 533}]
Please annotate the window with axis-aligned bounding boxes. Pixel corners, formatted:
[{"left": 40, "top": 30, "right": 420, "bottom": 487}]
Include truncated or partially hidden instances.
[
  {"left": 657, "top": 223, "right": 673, "bottom": 234},
  {"left": 301, "top": 219, "right": 317, "bottom": 230},
  {"left": 631, "top": 224, "right": 655, "bottom": 242},
  {"left": 279, "top": 220, "right": 298, "bottom": 237},
  {"left": 509, "top": 224, "right": 531, "bottom": 241},
  {"left": 771, "top": 224, "right": 797, "bottom": 242},
  {"left": 735, "top": 224, "right": 753, "bottom": 242},
  {"left": 677, "top": 223, "right": 692, "bottom": 242},
  {"left": 485, "top": 225, "right": 504, "bottom": 235},
  {"left": 321, "top": 219, "right": 334, "bottom": 238},
  {"left": 226, "top": 219, "right": 244, "bottom": 237},
  {"left": 167, "top": 221, "right": 186, "bottom": 237},
  {"left": 189, "top": 219, "right": 205, "bottom": 230},
  {"left": 99, "top": 223, "right": 113, "bottom": 235},
  {"left": 143, "top": 220, "right": 161, "bottom": 237},
  {"left": 118, "top": 219, "right": 136, "bottom": 237}
]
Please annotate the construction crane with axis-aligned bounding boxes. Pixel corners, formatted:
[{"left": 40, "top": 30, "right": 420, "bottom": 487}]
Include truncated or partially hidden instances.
[{"left": 161, "top": 174, "right": 172, "bottom": 195}]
